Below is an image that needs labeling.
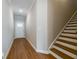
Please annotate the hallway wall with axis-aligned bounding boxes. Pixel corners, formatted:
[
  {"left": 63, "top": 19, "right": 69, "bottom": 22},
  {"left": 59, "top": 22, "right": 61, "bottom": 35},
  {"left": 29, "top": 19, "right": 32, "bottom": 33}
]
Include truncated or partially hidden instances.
[
  {"left": 2, "top": 0, "right": 14, "bottom": 58},
  {"left": 26, "top": 0, "right": 76, "bottom": 52},
  {"left": 47, "top": 0, "right": 77, "bottom": 48},
  {"left": 26, "top": 0, "right": 48, "bottom": 51},
  {"left": 36, "top": 0, "right": 48, "bottom": 51},
  {"left": 26, "top": 3, "right": 37, "bottom": 48}
]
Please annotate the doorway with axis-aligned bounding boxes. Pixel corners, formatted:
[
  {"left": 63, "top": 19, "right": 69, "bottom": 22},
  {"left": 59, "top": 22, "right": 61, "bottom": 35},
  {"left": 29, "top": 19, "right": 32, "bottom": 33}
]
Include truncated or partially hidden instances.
[{"left": 14, "top": 13, "right": 26, "bottom": 38}]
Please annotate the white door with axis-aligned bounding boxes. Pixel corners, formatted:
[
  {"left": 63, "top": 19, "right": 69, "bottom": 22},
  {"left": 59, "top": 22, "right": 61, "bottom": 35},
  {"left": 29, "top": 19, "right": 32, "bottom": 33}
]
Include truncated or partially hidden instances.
[{"left": 14, "top": 14, "right": 26, "bottom": 38}]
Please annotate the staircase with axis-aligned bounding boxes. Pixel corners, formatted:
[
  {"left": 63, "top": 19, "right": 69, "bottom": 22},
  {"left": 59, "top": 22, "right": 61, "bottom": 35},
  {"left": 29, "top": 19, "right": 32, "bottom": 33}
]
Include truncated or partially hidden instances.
[{"left": 50, "top": 15, "right": 77, "bottom": 59}]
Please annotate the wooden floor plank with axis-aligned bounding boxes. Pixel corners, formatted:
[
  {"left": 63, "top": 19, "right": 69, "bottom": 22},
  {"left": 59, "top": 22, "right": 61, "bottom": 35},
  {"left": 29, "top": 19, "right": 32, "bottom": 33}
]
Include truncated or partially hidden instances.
[{"left": 7, "top": 38, "right": 55, "bottom": 59}]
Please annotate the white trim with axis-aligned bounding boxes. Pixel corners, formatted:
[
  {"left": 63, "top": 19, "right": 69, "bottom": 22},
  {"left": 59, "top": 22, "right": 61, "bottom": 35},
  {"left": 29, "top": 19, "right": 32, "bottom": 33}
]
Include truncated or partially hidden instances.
[
  {"left": 56, "top": 41, "right": 76, "bottom": 50},
  {"left": 59, "top": 37, "right": 77, "bottom": 43},
  {"left": 36, "top": 50, "right": 49, "bottom": 54},
  {"left": 66, "top": 24, "right": 77, "bottom": 26},
  {"left": 49, "top": 11, "right": 77, "bottom": 49},
  {"left": 65, "top": 27, "right": 77, "bottom": 29},
  {"left": 26, "top": 38, "right": 49, "bottom": 54},
  {"left": 69, "top": 21, "right": 77, "bottom": 23},
  {"left": 14, "top": 36, "right": 26, "bottom": 39},
  {"left": 49, "top": 50, "right": 63, "bottom": 59},
  {"left": 26, "top": 39, "right": 37, "bottom": 51},
  {"left": 61, "top": 33, "right": 76, "bottom": 37},
  {"left": 4, "top": 39, "right": 14, "bottom": 59},
  {"left": 63, "top": 30, "right": 76, "bottom": 33}
]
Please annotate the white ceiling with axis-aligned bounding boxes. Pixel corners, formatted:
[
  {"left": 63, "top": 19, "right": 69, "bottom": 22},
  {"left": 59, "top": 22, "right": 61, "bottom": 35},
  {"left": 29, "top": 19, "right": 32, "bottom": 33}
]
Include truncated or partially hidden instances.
[{"left": 8, "top": 0, "right": 35, "bottom": 13}]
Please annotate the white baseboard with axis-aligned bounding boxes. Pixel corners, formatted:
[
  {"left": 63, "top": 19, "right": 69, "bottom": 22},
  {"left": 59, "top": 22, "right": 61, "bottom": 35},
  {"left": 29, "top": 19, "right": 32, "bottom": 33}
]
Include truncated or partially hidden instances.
[
  {"left": 36, "top": 50, "right": 49, "bottom": 54},
  {"left": 26, "top": 38, "right": 49, "bottom": 54},
  {"left": 26, "top": 38, "right": 37, "bottom": 51},
  {"left": 49, "top": 11, "right": 77, "bottom": 49},
  {"left": 14, "top": 36, "right": 26, "bottom": 39}
]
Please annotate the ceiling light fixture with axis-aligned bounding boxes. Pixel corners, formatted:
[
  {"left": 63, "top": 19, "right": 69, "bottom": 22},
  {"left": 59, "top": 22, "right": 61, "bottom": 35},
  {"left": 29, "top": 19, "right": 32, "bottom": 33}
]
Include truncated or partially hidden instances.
[{"left": 19, "top": 9, "right": 23, "bottom": 13}]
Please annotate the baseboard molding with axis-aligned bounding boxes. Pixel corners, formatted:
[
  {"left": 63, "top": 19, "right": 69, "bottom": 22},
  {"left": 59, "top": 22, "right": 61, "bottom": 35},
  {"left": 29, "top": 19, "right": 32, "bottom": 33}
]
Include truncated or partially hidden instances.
[
  {"left": 4, "top": 38, "right": 14, "bottom": 59},
  {"left": 49, "top": 11, "right": 77, "bottom": 49},
  {"left": 26, "top": 38, "right": 37, "bottom": 51},
  {"left": 36, "top": 50, "right": 49, "bottom": 54},
  {"left": 26, "top": 38, "right": 49, "bottom": 54},
  {"left": 14, "top": 36, "right": 26, "bottom": 39}
]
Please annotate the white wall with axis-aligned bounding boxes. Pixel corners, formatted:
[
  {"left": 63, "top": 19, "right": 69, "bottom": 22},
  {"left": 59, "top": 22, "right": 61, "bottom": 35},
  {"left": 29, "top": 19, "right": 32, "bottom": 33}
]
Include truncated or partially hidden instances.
[
  {"left": 2, "top": 0, "right": 14, "bottom": 58},
  {"left": 26, "top": 0, "right": 48, "bottom": 51},
  {"left": 26, "top": 3, "right": 37, "bottom": 48},
  {"left": 36, "top": 0, "right": 48, "bottom": 51},
  {"left": 26, "top": 0, "right": 76, "bottom": 52},
  {"left": 47, "top": 0, "right": 77, "bottom": 47}
]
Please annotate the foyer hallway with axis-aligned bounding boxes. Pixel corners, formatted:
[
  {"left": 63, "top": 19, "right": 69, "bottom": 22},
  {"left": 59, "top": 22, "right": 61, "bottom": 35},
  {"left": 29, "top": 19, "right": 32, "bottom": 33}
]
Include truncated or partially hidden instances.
[
  {"left": 3, "top": 0, "right": 77, "bottom": 59},
  {"left": 7, "top": 38, "right": 55, "bottom": 59}
]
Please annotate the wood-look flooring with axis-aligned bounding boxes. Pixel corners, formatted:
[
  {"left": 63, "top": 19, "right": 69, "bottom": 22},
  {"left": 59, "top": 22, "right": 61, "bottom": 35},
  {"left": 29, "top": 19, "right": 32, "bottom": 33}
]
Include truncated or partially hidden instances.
[{"left": 7, "top": 38, "right": 55, "bottom": 59}]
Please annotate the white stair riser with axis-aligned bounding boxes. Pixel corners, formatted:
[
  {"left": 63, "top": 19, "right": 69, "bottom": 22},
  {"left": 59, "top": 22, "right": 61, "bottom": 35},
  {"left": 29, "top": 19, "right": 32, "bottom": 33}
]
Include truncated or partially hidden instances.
[
  {"left": 65, "top": 27, "right": 77, "bottom": 29},
  {"left": 59, "top": 37, "right": 77, "bottom": 43},
  {"left": 69, "top": 22, "right": 77, "bottom": 23},
  {"left": 66, "top": 24, "right": 77, "bottom": 26},
  {"left": 56, "top": 41, "right": 77, "bottom": 50},
  {"left": 61, "top": 33, "right": 77, "bottom": 38},
  {"left": 63, "top": 30, "right": 77, "bottom": 33}
]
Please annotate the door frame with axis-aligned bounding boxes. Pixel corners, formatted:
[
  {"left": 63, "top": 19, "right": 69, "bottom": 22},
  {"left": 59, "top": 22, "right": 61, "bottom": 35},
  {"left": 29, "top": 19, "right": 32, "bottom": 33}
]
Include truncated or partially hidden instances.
[{"left": 13, "top": 13, "right": 26, "bottom": 38}]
